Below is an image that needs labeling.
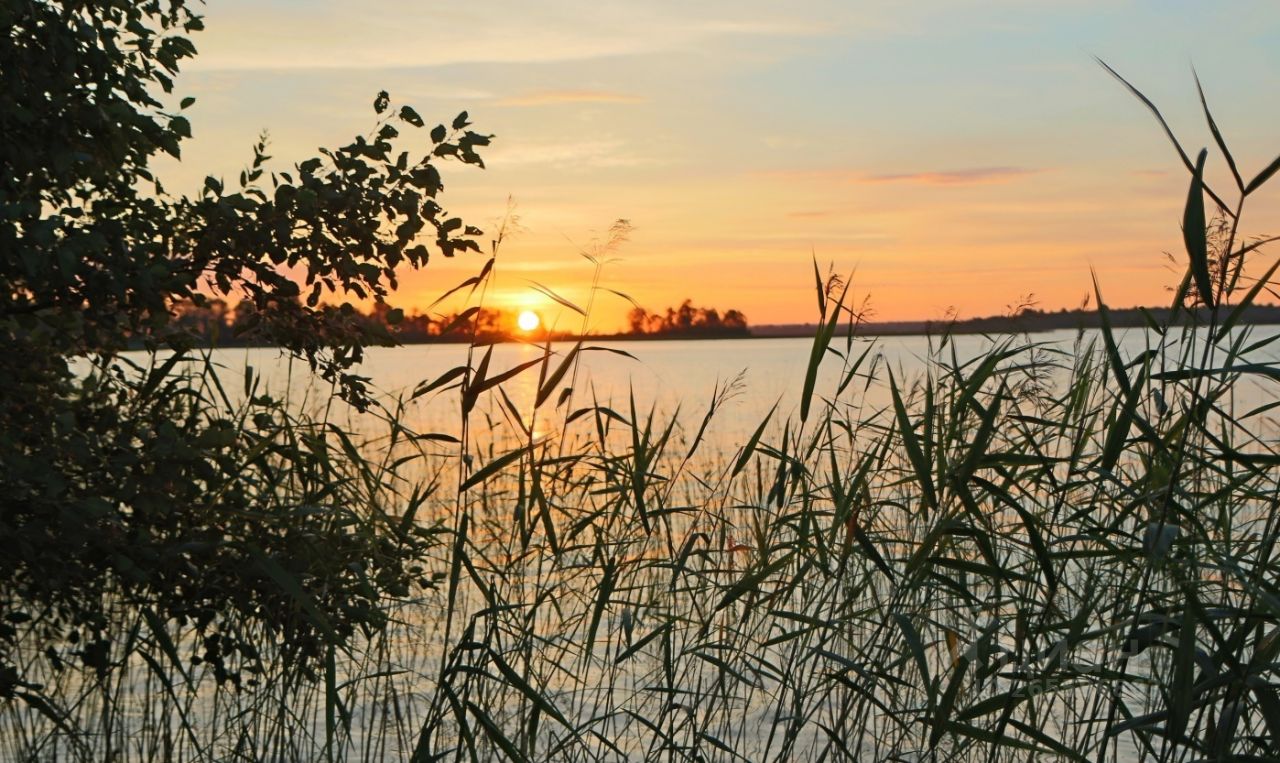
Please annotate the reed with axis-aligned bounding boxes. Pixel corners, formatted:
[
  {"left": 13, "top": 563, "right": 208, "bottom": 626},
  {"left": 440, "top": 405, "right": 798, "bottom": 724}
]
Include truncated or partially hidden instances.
[{"left": 3, "top": 68, "right": 1279, "bottom": 763}]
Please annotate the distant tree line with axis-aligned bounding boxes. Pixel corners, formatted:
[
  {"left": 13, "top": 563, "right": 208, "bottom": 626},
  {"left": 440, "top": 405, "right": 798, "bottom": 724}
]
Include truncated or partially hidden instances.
[
  {"left": 170, "top": 298, "right": 1280, "bottom": 346},
  {"left": 165, "top": 298, "right": 522, "bottom": 345},
  {"left": 165, "top": 296, "right": 752, "bottom": 345},
  {"left": 624, "top": 299, "right": 750, "bottom": 338},
  {"left": 923, "top": 304, "right": 1280, "bottom": 335}
]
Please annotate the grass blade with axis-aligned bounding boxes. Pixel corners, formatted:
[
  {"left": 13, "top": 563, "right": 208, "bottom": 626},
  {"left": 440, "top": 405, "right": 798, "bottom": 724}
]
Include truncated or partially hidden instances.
[{"left": 1184, "top": 148, "right": 1214, "bottom": 308}]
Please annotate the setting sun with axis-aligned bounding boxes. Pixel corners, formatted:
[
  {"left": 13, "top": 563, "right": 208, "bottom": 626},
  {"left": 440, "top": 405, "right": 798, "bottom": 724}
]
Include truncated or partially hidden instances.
[{"left": 516, "top": 310, "right": 540, "bottom": 332}]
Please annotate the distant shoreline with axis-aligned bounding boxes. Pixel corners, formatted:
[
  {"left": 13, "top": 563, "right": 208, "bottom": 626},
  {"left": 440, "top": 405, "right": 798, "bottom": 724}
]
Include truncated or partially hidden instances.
[
  {"left": 144, "top": 304, "right": 1280, "bottom": 351},
  {"left": 469, "top": 304, "right": 1280, "bottom": 343},
  {"left": 752, "top": 305, "right": 1280, "bottom": 339}
]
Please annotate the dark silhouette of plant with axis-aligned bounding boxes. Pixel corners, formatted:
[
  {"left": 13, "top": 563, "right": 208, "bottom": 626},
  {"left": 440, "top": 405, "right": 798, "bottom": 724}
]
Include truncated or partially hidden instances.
[
  {"left": 0, "top": 0, "right": 487, "bottom": 707},
  {"left": 626, "top": 299, "right": 750, "bottom": 337}
]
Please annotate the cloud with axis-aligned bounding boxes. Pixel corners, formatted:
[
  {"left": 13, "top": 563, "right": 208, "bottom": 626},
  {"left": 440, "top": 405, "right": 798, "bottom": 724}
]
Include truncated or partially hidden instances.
[
  {"left": 485, "top": 139, "right": 652, "bottom": 169},
  {"left": 497, "top": 89, "right": 645, "bottom": 107},
  {"left": 760, "top": 166, "right": 1043, "bottom": 186},
  {"left": 188, "top": 1, "right": 841, "bottom": 72},
  {"left": 863, "top": 166, "right": 1042, "bottom": 185}
]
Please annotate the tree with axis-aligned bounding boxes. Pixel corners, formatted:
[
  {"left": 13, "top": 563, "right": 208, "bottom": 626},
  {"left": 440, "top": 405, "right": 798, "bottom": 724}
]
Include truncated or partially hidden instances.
[
  {"left": 622, "top": 300, "right": 750, "bottom": 337},
  {"left": 0, "top": 0, "right": 487, "bottom": 698}
]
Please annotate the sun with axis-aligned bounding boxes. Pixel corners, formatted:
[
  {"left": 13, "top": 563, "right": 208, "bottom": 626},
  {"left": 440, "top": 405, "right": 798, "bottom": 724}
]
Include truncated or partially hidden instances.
[{"left": 516, "top": 310, "right": 540, "bottom": 332}]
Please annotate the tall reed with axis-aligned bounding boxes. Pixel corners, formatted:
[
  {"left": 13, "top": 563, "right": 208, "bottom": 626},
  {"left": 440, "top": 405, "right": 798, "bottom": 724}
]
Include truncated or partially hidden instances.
[{"left": 3, "top": 67, "right": 1279, "bottom": 763}]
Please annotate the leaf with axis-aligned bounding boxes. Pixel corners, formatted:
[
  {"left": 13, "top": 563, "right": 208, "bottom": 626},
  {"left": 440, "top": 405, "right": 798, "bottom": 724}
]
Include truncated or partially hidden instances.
[
  {"left": 140, "top": 608, "right": 191, "bottom": 687},
  {"left": 931, "top": 655, "right": 969, "bottom": 749},
  {"left": 248, "top": 548, "right": 336, "bottom": 642},
  {"left": 1097, "top": 59, "right": 1232, "bottom": 214},
  {"left": 1004, "top": 719, "right": 1089, "bottom": 760},
  {"left": 801, "top": 278, "right": 845, "bottom": 422},
  {"left": 373, "top": 90, "right": 389, "bottom": 114},
  {"left": 465, "top": 700, "right": 529, "bottom": 762},
  {"left": 585, "top": 560, "right": 617, "bottom": 653},
  {"left": 1193, "top": 71, "right": 1243, "bottom": 192},
  {"left": 528, "top": 280, "right": 585, "bottom": 316},
  {"left": 460, "top": 445, "right": 530, "bottom": 492},
  {"left": 15, "top": 692, "right": 76, "bottom": 737},
  {"left": 428, "top": 259, "right": 494, "bottom": 309},
  {"left": 889, "top": 370, "right": 936, "bottom": 510},
  {"left": 1168, "top": 603, "right": 1198, "bottom": 740},
  {"left": 452, "top": 111, "right": 470, "bottom": 129},
  {"left": 464, "top": 357, "right": 543, "bottom": 410},
  {"left": 136, "top": 651, "right": 206, "bottom": 756},
  {"left": 958, "top": 690, "right": 1029, "bottom": 723},
  {"left": 733, "top": 401, "right": 777, "bottom": 477},
  {"left": 436, "top": 306, "right": 480, "bottom": 337},
  {"left": 715, "top": 551, "right": 795, "bottom": 611},
  {"left": 430, "top": 124, "right": 447, "bottom": 143},
  {"left": 598, "top": 286, "right": 640, "bottom": 308},
  {"left": 975, "top": 477, "right": 1056, "bottom": 593},
  {"left": 895, "top": 614, "right": 932, "bottom": 707},
  {"left": 813, "top": 257, "right": 826, "bottom": 317},
  {"left": 1184, "top": 148, "right": 1214, "bottom": 308},
  {"left": 1100, "top": 369, "right": 1144, "bottom": 473},
  {"left": 536, "top": 342, "right": 581, "bottom": 408},
  {"left": 582, "top": 346, "right": 637, "bottom": 360},
  {"left": 931, "top": 720, "right": 1061, "bottom": 756},
  {"left": 138, "top": 349, "right": 187, "bottom": 400},
  {"left": 410, "top": 431, "right": 461, "bottom": 444},
  {"left": 488, "top": 648, "right": 575, "bottom": 730},
  {"left": 1092, "top": 273, "right": 1131, "bottom": 393},
  {"left": 180, "top": 96, "right": 196, "bottom": 109},
  {"left": 399, "top": 105, "right": 424, "bottom": 128},
  {"left": 1097, "top": 60, "right": 1196, "bottom": 178},
  {"left": 1255, "top": 685, "right": 1280, "bottom": 749},
  {"left": 1245, "top": 153, "right": 1280, "bottom": 196},
  {"left": 1216, "top": 257, "right": 1280, "bottom": 343},
  {"left": 614, "top": 620, "right": 672, "bottom": 664},
  {"left": 849, "top": 524, "right": 894, "bottom": 580},
  {"left": 411, "top": 366, "right": 467, "bottom": 399}
]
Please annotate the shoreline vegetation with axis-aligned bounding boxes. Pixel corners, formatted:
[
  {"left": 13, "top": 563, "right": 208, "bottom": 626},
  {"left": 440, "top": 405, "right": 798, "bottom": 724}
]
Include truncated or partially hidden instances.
[{"left": 159, "top": 297, "right": 1280, "bottom": 348}]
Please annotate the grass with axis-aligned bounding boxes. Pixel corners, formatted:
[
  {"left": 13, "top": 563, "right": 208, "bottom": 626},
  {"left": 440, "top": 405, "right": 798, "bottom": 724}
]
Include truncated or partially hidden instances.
[{"left": 3, "top": 68, "right": 1280, "bottom": 762}]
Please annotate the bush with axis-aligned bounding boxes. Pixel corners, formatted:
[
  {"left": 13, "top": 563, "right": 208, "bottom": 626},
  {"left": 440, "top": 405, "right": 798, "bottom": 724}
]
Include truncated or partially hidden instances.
[{"left": 0, "top": 0, "right": 485, "bottom": 707}]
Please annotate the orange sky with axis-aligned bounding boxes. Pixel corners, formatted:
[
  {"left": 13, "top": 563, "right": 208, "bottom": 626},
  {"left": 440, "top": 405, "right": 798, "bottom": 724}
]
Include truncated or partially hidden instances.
[{"left": 156, "top": 1, "right": 1280, "bottom": 332}]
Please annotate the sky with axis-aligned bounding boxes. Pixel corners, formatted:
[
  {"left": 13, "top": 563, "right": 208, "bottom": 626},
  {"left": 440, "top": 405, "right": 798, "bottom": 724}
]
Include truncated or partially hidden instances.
[{"left": 159, "top": 0, "right": 1280, "bottom": 330}]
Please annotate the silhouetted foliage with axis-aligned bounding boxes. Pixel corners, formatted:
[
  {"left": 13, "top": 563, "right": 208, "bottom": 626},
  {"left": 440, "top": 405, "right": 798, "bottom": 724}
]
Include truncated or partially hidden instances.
[
  {"left": 0, "top": 0, "right": 485, "bottom": 699},
  {"left": 922, "top": 303, "right": 1280, "bottom": 336},
  {"left": 626, "top": 300, "right": 750, "bottom": 338},
  {"left": 169, "top": 297, "right": 750, "bottom": 345}
]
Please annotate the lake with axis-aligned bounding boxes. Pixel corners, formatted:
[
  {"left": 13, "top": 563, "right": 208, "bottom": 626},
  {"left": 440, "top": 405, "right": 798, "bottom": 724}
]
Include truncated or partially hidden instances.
[
  {"left": 144, "top": 325, "right": 1280, "bottom": 451},
  {"left": 47, "top": 324, "right": 1280, "bottom": 762}
]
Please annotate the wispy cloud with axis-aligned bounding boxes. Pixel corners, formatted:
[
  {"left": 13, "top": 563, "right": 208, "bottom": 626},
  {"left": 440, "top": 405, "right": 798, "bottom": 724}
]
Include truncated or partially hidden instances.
[
  {"left": 760, "top": 166, "right": 1043, "bottom": 186},
  {"left": 863, "top": 166, "right": 1042, "bottom": 185},
  {"left": 189, "top": 1, "right": 840, "bottom": 72},
  {"left": 485, "top": 139, "right": 653, "bottom": 169},
  {"left": 498, "top": 89, "right": 645, "bottom": 107}
]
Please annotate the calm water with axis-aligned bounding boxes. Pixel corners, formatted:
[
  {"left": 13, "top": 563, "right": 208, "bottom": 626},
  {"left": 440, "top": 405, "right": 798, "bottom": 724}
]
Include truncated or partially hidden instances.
[
  {"left": 138, "top": 326, "right": 1280, "bottom": 450},
  {"left": 64, "top": 326, "right": 1280, "bottom": 761}
]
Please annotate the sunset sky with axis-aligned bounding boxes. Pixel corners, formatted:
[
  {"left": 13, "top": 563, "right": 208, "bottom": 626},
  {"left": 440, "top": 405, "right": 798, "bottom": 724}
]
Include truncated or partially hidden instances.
[{"left": 161, "top": 1, "right": 1280, "bottom": 331}]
